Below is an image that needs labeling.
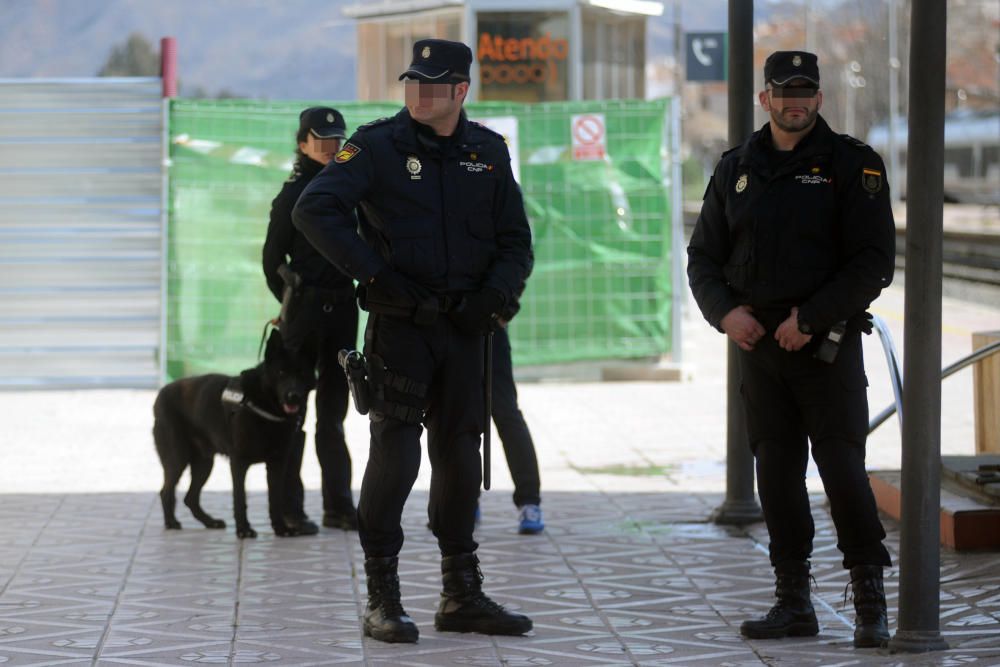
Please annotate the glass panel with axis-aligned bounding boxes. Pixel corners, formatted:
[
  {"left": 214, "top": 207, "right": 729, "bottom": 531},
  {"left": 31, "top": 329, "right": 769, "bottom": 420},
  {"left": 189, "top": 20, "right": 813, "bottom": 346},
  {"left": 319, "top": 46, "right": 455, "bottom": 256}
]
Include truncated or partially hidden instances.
[{"left": 476, "top": 11, "right": 571, "bottom": 103}]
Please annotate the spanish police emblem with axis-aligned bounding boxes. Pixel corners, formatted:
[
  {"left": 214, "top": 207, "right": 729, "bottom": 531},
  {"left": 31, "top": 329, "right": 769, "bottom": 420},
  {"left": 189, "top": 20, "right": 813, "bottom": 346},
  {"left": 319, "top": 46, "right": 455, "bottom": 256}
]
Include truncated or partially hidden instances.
[
  {"left": 792, "top": 55, "right": 802, "bottom": 67},
  {"left": 422, "top": 46, "right": 431, "bottom": 59},
  {"left": 735, "top": 173, "right": 748, "bottom": 193},
  {"left": 406, "top": 156, "right": 422, "bottom": 180},
  {"left": 334, "top": 143, "right": 361, "bottom": 164},
  {"left": 326, "top": 113, "right": 334, "bottom": 122},
  {"left": 861, "top": 167, "right": 883, "bottom": 193}
]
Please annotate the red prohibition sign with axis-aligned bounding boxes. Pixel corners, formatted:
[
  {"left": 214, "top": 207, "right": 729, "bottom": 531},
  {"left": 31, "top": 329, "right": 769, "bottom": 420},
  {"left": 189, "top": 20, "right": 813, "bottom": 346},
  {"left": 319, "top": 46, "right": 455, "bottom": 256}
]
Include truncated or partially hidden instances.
[{"left": 573, "top": 115, "right": 604, "bottom": 145}]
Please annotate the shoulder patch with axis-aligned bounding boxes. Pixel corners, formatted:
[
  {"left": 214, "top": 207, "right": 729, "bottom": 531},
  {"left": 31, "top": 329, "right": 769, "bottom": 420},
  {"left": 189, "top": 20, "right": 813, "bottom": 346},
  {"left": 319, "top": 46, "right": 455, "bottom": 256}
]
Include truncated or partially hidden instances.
[
  {"left": 861, "top": 167, "right": 883, "bottom": 194},
  {"left": 356, "top": 116, "right": 392, "bottom": 132},
  {"left": 334, "top": 142, "right": 361, "bottom": 164}
]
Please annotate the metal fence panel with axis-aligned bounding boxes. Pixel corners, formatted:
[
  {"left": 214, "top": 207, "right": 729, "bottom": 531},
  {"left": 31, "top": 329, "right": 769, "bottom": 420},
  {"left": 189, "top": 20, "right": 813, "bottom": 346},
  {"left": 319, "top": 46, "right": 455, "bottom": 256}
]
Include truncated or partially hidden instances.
[
  {"left": 166, "top": 99, "right": 672, "bottom": 379},
  {"left": 0, "top": 78, "right": 163, "bottom": 388}
]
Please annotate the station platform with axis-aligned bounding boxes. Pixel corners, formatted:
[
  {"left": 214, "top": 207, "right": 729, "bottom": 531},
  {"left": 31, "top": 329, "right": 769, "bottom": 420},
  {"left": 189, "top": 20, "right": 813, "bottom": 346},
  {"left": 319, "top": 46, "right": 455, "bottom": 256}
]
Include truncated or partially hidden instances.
[{"left": 1, "top": 280, "right": 998, "bottom": 666}]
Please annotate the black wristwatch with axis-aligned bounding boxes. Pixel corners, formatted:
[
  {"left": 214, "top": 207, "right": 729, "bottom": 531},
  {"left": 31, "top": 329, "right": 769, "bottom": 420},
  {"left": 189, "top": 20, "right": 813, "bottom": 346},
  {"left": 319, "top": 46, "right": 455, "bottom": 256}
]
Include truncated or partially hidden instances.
[{"left": 797, "top": 313, "right": 814, "bottom": 335}]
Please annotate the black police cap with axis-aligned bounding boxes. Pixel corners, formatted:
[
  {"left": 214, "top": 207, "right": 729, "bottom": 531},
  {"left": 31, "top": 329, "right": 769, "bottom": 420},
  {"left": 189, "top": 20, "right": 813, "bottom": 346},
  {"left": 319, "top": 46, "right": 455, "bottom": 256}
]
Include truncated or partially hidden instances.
[
  {"left": 764, "top": 51, "right": 820, "bottom": 86},
  {"left": 299, "top": 107, "right": 347, "bottom": 139},
  {"left": 398, "top": 39, "right": 472, "bottom": 83}
]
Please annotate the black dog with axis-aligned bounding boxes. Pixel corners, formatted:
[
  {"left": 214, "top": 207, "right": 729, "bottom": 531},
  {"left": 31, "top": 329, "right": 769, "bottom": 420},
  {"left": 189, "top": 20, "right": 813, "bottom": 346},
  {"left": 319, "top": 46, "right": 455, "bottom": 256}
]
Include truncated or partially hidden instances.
[{"left": 153, "top": 329, "right": 315, "bottom": 538}]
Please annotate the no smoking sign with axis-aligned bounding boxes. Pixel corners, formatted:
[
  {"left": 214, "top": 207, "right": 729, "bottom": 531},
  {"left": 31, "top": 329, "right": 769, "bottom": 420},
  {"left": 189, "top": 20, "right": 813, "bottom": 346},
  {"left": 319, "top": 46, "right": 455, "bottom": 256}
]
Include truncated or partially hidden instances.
[{"left": 571, "top": 113, "right": 606, "bottom": 161}]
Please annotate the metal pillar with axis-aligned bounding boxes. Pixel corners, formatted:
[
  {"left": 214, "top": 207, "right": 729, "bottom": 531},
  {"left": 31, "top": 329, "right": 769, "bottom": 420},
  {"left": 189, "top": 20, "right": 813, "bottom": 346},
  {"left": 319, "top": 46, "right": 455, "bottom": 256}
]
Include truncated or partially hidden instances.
[
  {"left": 888, "top": 0, "right": 949, "bottom": 653},
  {"left": 712, "top": 0, "right": 761, "bottom": 526},
  {"left": 670, "top": 0, "right": 684, "bottom": 364}
]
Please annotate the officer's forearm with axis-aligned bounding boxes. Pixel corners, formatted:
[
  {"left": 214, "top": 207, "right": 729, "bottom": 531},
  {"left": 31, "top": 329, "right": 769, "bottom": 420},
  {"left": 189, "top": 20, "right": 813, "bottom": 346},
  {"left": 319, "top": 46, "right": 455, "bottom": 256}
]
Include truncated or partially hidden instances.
[{"left": 798, "top": 254, "right": 892, "bottom": 332}]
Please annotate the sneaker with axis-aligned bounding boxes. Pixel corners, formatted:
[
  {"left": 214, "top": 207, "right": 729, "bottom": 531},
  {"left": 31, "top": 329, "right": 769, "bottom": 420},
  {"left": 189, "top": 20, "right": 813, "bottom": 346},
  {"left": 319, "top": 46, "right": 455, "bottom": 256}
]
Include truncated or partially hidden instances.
[{"left": 517, "top": 504, "right": 544, "bottom": 534}]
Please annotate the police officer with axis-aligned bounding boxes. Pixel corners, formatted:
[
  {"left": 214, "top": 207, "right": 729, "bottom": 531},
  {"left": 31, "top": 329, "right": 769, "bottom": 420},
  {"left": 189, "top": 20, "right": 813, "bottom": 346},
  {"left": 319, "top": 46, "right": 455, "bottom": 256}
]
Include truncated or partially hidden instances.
[
  {"left": 687, "top": 51, "right": 895, "bottom": 648},
  {"left": 293, "top": 39, "right": 533, "bottom": 643},
  {"left": 262, "top": 107, "right": 359, "bottom": 534}
]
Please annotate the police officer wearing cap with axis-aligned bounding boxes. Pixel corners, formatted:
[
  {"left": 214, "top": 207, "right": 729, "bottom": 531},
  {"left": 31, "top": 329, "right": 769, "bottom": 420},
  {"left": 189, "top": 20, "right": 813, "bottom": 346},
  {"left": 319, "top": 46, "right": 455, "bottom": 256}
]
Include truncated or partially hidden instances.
[
  {"left": 262, "top": 106, "right": 359, "bottom": 535},
  {"left": 687, "top": 51, "right": 895, "bottom": 648},
  {"left": 293, "top": 39, "right": 533, "bottom": 643}
]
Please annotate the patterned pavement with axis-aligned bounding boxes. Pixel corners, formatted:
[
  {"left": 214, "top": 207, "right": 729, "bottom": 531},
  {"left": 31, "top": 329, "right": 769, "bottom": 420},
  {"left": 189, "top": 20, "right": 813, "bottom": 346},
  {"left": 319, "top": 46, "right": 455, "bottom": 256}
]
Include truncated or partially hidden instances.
[
  {"left": 2, "top": 283, "right": 999, "bottom": 665},
  {"left": 1, "top": 487, "right": 998, "bottom": 666}
]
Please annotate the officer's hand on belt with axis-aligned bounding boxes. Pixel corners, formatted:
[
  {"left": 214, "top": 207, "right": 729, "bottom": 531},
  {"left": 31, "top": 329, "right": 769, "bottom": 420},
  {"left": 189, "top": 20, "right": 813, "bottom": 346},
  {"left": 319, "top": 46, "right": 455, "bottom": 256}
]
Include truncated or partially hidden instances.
[
  {"left": 774, "top": 306, "right": 812, "bottom": 352},
  {"left": 373, "top": 268, "right": 431, "bottom": 305},
  {"left": 450, "top": 288, "right": 504, "bottom": 335},
  {"left": 721, "top": 305, "right": 766, "bottom": 351}
]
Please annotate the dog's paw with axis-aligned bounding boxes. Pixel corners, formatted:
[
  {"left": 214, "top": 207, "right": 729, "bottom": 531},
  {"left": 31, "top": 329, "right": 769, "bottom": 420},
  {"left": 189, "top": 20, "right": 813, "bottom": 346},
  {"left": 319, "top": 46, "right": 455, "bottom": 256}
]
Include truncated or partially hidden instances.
[
  {"left": 206, "top": 519, "right": 226, "bottom": 529},
  {"left": 165, "top": 520, "right": 182, "bottom": 530},
  {"left": 236, "top": 526, "right": 258, "bottom": 539}
]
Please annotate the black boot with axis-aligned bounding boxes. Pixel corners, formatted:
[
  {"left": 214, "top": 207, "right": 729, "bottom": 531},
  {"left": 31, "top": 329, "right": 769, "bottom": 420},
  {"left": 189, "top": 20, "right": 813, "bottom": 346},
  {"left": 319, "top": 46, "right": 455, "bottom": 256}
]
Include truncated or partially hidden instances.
[
  {"left": 850, "top": 565, "right": 889, "bottom": 648},
  {"left": 434, "top": 553, "right": 532, "bottom": 636},
  {"left": 740, "top": 561, "right": 819, "bottom": 639},
  {"left": 362, "top": 556, "right": 418, "bottom": 643}
]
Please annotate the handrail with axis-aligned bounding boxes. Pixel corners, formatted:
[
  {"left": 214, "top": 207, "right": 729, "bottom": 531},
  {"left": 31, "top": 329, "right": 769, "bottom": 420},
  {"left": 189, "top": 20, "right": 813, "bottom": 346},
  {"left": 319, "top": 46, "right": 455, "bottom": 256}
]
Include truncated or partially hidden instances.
[
  {"left": 870, "top": 314, "right": 905, "bottom": 432},
  {"left": 868, "top": 318, "right": 1000, "bottom": 433}
]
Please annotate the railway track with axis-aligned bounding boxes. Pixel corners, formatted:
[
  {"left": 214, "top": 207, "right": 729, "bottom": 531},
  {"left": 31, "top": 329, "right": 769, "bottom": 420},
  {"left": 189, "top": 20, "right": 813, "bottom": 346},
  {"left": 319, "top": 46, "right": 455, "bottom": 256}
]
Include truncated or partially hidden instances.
[{"left": 897, "top": 228, "right": 1000, "bottom": 286}]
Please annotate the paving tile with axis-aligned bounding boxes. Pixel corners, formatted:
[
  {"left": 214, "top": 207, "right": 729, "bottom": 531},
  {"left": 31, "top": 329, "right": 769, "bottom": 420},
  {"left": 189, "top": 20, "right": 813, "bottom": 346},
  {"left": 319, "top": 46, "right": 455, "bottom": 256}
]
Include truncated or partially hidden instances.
[{"left": 3, "top": 286, "right": 1000, "bottom": 664}]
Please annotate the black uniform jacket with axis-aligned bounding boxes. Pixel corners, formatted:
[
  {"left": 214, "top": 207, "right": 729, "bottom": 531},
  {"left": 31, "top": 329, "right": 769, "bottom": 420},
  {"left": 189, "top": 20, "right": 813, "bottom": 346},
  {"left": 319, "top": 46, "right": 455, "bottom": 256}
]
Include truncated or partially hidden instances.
[
  {"left": 687, "top": 115, "right": 896, "bottom": 334},
  {"left": 262, "top": 157, "right": 353, "bottom": 301},
  {"left": 292, "top": 108, "right": 532, "bottom": 307}
]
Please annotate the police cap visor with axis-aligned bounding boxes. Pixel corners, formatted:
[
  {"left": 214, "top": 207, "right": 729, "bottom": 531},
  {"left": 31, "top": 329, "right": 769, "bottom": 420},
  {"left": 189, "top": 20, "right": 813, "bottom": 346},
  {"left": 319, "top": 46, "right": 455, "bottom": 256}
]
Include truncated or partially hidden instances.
[
  {"left": 398, "top": 39, "right": 472, "bottom": 83},
  {"left": 299, "top": 107, "right": 347, "bottom": 139},
  {"left": 764, "top": 51, "right": 820, "bottom": 86}
]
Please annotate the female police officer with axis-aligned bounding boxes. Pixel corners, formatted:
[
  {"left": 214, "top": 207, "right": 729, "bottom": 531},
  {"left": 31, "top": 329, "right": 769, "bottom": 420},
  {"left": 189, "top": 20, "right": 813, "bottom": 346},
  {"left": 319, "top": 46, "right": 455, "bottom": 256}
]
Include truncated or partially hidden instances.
[
  {"left": 292, "top": 39, "right": 533, "bottom": 643},
  {"left": 687, "top": 51, "right": 896, "bottom": 648},
  {"left": 262, "top": 107, "right": 359, "bottom": 534}
]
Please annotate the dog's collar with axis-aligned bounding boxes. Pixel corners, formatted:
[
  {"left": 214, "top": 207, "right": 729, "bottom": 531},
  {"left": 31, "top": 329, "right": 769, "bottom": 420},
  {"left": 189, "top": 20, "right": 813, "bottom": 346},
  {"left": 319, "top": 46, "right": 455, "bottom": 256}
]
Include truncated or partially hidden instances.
[{"left": 221, "top": 377, "right": 288, "bottom": 423}]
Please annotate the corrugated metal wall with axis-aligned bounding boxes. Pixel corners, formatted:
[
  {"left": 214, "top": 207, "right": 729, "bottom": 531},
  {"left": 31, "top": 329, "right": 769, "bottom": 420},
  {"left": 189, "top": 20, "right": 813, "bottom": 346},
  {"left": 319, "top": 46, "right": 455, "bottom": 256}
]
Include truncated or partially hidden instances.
[{"left": 0, "top": 78, "right": 163, "bottom": 388}]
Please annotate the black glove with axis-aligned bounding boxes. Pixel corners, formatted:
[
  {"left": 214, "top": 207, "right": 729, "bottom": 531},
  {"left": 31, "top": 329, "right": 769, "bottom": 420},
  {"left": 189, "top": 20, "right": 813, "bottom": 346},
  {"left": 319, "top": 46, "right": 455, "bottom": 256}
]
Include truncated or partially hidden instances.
[
  {"left": 372, "top": 268, "right": 430, "bottom": 306},
  {"left": 450, "top": 288, "right": 504, "bottom": 335},
  {"left": 849, "top": 311, "right": 875, "bottom": 335}
]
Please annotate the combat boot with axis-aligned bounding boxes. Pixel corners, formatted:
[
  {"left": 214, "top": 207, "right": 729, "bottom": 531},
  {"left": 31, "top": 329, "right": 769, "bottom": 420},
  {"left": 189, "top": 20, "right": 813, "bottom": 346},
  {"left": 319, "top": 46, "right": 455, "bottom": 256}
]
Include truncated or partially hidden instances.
[
  {"left": 434, "top": 553, "right": 532, "bottom": 636},
  {"left": 740, "top": 561, "right": 819, "bottom": 639},
  {"left": 850, "top": 565, "right": 889, "bottom": 648},
  {"left": 362, "top": 556, "right": 418, "bottom": 643}
]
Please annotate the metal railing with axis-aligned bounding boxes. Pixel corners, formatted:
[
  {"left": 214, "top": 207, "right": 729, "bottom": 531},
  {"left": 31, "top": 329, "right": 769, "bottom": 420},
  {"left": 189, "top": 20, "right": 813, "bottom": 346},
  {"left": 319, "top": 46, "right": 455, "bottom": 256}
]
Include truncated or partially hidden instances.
[{"left": 868, "top": 314, "right": 1000, "bottom": 433}]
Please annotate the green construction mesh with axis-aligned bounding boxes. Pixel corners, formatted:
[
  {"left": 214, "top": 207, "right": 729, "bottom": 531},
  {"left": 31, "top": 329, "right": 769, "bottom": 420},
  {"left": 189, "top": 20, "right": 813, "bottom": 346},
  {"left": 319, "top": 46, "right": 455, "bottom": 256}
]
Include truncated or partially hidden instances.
[{"left": 167, "top": 98, "right": 672, "bottom": 380}]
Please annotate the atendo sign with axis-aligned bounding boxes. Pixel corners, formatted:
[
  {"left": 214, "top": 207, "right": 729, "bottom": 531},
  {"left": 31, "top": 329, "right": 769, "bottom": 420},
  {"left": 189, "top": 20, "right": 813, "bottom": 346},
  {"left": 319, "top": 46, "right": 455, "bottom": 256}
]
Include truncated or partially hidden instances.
[{"left": 477, "top": 11, "right": 570, "bottom": 102}]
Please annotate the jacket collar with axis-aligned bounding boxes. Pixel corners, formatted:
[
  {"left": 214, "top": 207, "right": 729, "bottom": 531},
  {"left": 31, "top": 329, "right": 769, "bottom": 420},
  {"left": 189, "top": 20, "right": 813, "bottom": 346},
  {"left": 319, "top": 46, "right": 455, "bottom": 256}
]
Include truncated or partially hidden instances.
[
  {"left": 296, "top": 156, "right": 324, "bottom": 179},
  {"left": 392, "top": 107, "right": 478, "bottom": 156}
]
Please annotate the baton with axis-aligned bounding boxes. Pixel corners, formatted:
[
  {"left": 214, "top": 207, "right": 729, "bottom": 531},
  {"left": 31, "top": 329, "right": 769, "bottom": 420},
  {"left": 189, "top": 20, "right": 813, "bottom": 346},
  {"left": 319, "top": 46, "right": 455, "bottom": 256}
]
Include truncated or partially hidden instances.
[
  {"left": 483, "top": 330, "right": 493, "bottom": 490},
  {"left": 276, "top": 264, "right": 302, "bottom": 326}
]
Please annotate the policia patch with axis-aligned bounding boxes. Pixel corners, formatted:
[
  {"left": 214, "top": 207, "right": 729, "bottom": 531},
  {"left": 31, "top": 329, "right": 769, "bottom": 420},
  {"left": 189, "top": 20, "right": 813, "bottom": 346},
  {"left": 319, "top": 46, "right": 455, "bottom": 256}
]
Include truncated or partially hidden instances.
[
  {"left": 334, "top": 142, "right": 361, "bottom": 164},
  {"left": 861, "top": 167, "right": 883, "bottom": 194}
]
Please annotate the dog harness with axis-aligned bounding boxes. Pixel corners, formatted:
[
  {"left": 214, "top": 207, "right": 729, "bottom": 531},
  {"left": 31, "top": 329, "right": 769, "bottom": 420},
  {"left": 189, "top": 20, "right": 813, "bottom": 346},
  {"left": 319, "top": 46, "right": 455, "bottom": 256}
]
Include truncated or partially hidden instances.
[{"left": 221, "top": 377, "right": 287, "bottom": 423}]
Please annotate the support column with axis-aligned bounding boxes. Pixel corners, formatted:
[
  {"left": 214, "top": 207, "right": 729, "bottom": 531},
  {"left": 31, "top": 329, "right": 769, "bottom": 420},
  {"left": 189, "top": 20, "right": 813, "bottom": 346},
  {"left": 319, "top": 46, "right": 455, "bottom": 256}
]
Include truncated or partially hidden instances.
[{"left": 712, "top": 0, "right": 761, "bottom": 526}]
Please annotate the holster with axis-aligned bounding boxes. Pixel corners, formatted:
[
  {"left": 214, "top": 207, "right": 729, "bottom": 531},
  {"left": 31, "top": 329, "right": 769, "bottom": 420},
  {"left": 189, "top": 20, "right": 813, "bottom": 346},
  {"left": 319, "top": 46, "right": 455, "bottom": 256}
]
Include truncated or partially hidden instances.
[{"left": 366, "top": 353, "right": 429, "bottom": 424}]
